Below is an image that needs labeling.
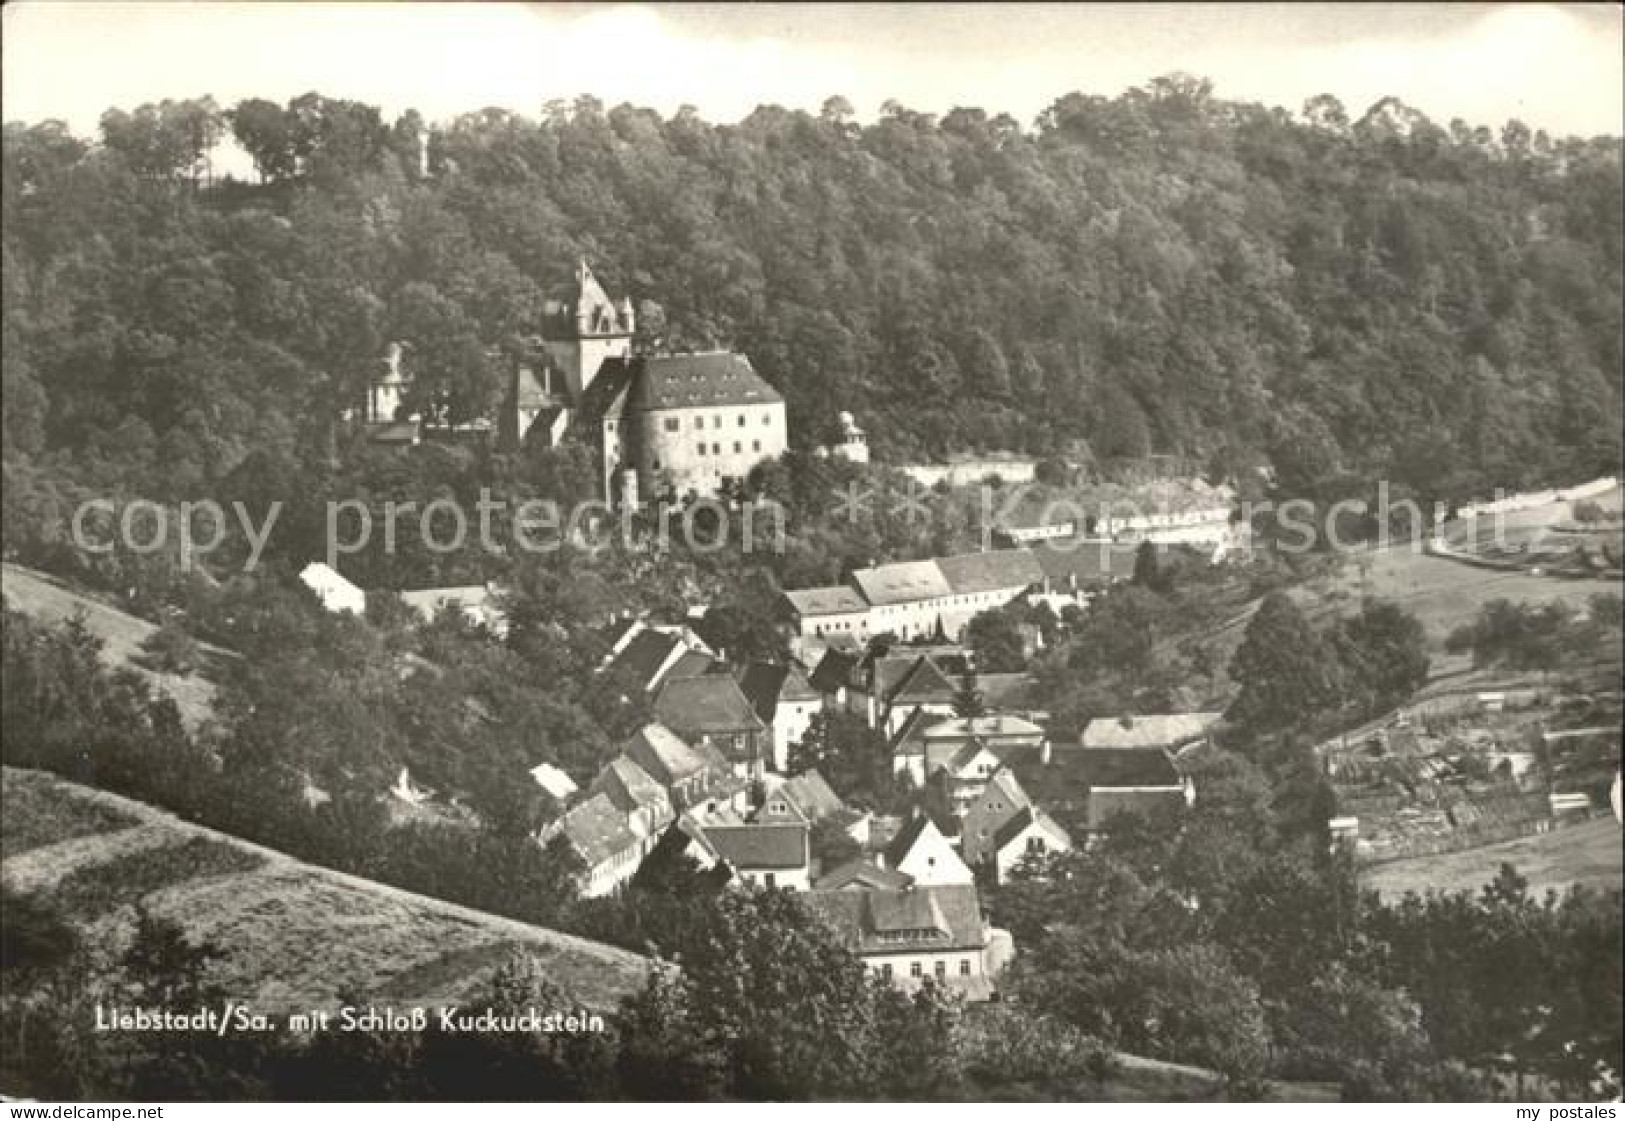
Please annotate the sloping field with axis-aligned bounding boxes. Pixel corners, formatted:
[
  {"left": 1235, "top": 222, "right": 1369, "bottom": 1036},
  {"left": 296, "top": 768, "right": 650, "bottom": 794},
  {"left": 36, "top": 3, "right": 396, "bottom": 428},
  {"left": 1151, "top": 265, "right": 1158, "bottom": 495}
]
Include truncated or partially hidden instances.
[
  {"left": 0, "top": 767, "right": 649, "bottom": 1013},
  {"left": 1315, "top": 546, "right": 1621, "bottom": 645},
  {"left": 1178, "top": 544, "right": 1621, "bottom": 700},
  {"left": 1, "top": 562, "right": 230, "bottom": 729},
  {"left": 1362, "top": 817, "right": 1624, "bottom": 901}
]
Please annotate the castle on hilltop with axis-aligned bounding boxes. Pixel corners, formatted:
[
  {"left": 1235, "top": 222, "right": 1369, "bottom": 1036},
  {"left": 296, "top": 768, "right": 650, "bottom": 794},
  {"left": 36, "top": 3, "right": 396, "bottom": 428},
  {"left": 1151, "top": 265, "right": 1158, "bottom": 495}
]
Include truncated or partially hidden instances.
[{"left": 359, "top": 260, "right": 787, "bottom": 503}]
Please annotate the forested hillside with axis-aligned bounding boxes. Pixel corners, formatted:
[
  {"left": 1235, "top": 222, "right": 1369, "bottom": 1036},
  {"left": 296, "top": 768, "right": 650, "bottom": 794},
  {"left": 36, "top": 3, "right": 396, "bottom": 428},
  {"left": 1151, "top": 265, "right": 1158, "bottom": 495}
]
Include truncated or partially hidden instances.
[{"left": 4, "top": 77, "right": 1621, "bottom": 520}]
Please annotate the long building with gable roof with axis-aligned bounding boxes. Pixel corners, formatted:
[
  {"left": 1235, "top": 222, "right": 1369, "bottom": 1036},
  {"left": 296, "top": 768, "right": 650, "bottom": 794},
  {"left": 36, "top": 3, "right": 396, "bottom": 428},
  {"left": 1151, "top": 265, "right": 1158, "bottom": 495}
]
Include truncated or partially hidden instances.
[{"left": 783, "top": 548, "right": 1044, "bottom": 643}]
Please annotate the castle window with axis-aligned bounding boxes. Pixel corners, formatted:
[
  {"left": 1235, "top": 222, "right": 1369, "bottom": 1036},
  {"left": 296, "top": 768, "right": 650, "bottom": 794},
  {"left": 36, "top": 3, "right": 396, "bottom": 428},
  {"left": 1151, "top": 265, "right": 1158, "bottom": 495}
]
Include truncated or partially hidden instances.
[
  {"left": 733, "top": 442, "right": 742, "bottom": 453},
  {"left": 763, "top": 414, "right": 771, "bottom": 425},
  {"left": 753, "top": 441, "right": 761, "bottom": 452},
  {"left": 694, "top": 417, "right": 704, "bottom": 429},
  {"left": 665, "top": 417, "right": 679, "bottom": 432},
  {"left": 712, "top": 443, "right": 721, "bottom": 454},
  {"left": 935, "top": 960, "right": 947, "bottom": 980},
  {"left": 960, "top": 958, "right": 972, "bottom": 976},
  {"left": 738, "top": 414, "right": 747, "bottom": 426},
  {"left": 910, "top": 962, "right": 923, "bottom": 978},
  {"left": 697, "top": 444, "right": 706, "bottom": 456}
]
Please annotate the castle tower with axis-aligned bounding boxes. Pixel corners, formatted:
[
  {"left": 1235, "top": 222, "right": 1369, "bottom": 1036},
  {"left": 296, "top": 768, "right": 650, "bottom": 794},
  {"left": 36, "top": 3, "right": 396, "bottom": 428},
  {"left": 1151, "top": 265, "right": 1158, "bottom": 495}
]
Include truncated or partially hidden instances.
[
  {"left": 540, "top": 259, "right": 634, "bottom": 400},
  {"left": 831, "top": 411, "right": 870, "bottom": 464},
  {"left": 368, "top": 342, "right": 408, "bottom": 423}
]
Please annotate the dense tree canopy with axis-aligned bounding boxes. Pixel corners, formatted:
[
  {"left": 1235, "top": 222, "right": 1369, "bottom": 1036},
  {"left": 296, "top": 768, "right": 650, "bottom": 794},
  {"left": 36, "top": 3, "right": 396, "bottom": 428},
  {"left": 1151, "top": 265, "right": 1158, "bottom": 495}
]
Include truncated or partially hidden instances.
[{"left": 4, "top": 82, "right": 1621, "bottom": 530}]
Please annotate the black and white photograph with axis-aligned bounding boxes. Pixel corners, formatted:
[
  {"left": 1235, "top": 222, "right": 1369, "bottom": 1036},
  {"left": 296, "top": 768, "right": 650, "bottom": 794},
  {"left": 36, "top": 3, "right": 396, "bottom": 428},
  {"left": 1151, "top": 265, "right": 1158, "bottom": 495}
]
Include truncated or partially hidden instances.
[{"left": 0, "top": 0, "right": 1621, "bottom": 1108}]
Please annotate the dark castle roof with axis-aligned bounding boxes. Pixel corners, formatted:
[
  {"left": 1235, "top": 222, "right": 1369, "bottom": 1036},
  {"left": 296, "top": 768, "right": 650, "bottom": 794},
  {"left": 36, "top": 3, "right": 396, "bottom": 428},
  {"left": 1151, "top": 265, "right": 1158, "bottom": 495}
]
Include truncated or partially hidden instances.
[{"left": 625, "top": 352, "right": 782, "bottom": 411}]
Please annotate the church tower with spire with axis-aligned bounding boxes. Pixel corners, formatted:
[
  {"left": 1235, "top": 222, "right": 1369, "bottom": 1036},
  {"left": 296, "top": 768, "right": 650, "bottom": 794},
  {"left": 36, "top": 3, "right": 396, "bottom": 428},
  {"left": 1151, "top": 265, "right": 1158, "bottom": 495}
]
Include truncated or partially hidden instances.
[{"left": 540, "top": 259, "right": 635, "bottom": 399}]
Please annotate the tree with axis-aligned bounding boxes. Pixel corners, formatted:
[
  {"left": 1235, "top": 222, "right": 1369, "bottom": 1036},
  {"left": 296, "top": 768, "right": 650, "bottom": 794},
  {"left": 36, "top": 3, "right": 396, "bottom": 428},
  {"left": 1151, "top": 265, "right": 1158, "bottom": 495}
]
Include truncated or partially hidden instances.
[
  {"left": 1131, "top": 540, "right": 1171, "bottom": 594},
  {"left": 809, "top": 816, "right": 861, "bottom": 872},
  {"left": 1093, "top": 383, "right": 1152, "bottom": 460},
  {"left": 99, "top": 98, "right": 222, "bottom": 181},
  {"left": 951, "top": 668, "right": 985, "bottom": 718},
  {"left": 1278, "top": 964, "right": 1439, "bottom": 1100},
  {"left": 1332, "top": 599, "right": 1429, "bottom": 716},
  {"left": 228, "top": 98, "right": 298, "bottom": 181},
  {"left": 964, "top": 606, "right": 1027, "bottom": 673},
  {"left": 788, "top": 710, "right": 890, "bottom": 805},
  {"left": 1302, "top": 93, "right": 1350, "bottom": 133},
  {"left": 1227, "top": 592, "right": 1345, "bottom": 734},
  {"left": 967, "top": 328, "right": 1012, "bottom": 399},
  {"left": 138, "top": 617, "right": 202, "bottom": 676},
  {"left": 628, "top": 890, "right": 959, "bottom": 1099}
]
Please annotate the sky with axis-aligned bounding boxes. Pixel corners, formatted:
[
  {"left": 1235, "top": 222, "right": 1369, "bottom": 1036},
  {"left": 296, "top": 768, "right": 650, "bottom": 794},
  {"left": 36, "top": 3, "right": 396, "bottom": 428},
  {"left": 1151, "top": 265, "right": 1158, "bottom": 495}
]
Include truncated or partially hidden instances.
[{"left": 4, "top": 2, "right": 1622, "bottom": 150}]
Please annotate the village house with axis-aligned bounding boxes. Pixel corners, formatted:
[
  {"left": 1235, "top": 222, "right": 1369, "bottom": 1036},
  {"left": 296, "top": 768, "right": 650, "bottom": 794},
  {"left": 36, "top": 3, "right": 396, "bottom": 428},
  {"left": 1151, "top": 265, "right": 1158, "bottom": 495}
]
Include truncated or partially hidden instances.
[
  {"left": 872, "top": 655, "right": 960, "bottom": 736},
  {"left": 528, "top": 762, "right": 579, "bottom": 804},
  {"left": 397, "top": 583, "right": 510, "bottom": 637},
  {"left": 889, "top": 707, "right": 951, "bottom": 786},
  {"left": 652, "top": 674, "right": 771, "bottom": 782},
  {"left": 768, "top": 769, "right": 846, "bottom": 825},
  {"left": 985, "top": 805, "right": 1073, "bottom": 884},
  {"left": 299, "top": 562, "right": 365, "bottom": 615},
  {"left": 754, "top": 788, "right": 810, "bottom": 827},
  {"left": 807, "top": 646, "right": 864, "bottom": 708},
  {"left": 783, "top": 585, "right": 872, "bottom": 641},
  {"left": 622, "top": 722, "right": 746, "bottom": 812},
  {"left": 1081, "top": 711, "right": 1224, "bottom": 754},
  {"left": 543, "top": 793, "right": 643, "bottom": 898},
  {"left": 959, "top": 767, "right": 1033, "bottom": 868},
  {"left": 700, "top": 822, "right": 812, "bottom": 891},
  {"left": 802, "top": 884, "right": 996, "bottom": 999},
  {"left": 807, "top": 646, "right": 961, "bottom": 735},
  {"left": 882, "top": 813, "right": 975, "bottom": 887},
  {"left": 921, "top": 740, "right": 1008, "bottom": 820},
  {"left": 587, "top": 756, "right": 676, "bottom": 843},
  {"left": 1011, "top": 742, "right": 1193, "bottom": 840},
  {"left": 814, "top": 858, "right": 916, "bottom": 891},
  {"left": 739, "top": 660, "right": 822, "bottom": 772},
  {"left": 598, "top": 619, "right": 717, "bottom": 695},
  {"left": 782, "top": 548, "right": 1044, "bottom": 642},
  {"left": 918, "top": 714, "right": 1047, "bottom": 777}
]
